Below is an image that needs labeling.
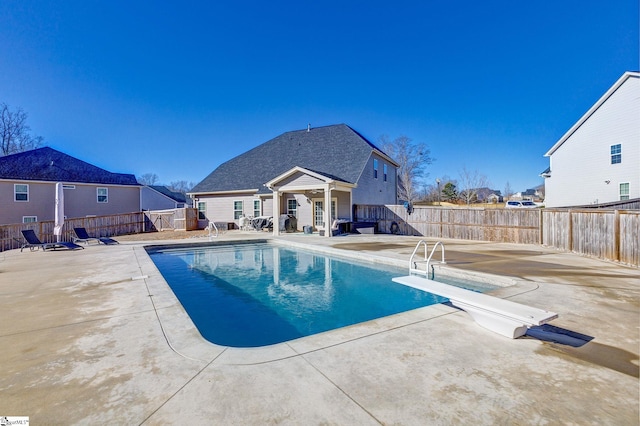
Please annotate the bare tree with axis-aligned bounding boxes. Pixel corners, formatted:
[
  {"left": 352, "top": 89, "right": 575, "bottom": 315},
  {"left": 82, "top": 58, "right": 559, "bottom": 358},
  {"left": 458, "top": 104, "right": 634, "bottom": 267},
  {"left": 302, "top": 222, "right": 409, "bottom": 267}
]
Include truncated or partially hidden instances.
[
  {"left": 138, "top": 173, "right": 159, "bottom": 185},
  {"left": 458, "top": 166, "right": 490, "bottom": 205},
  {"left": 503, "top": 181, "right": 513, "bottom": 201},
  {"left": 1, "top": 103, "right": 43, "bottom": 156},
  {"left": 168, "top": 180, "right": 194, "bottom": 194},
  {"left": 379, "top": 134, "right": 433, "bottom": 204}
]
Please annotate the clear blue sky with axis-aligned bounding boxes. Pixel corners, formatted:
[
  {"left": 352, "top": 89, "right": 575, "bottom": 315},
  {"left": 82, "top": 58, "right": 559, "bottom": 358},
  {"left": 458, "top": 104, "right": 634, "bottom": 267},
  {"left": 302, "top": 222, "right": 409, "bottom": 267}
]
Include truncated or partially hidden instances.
[{"left": 1, "top": 1, "right": 638, "bottom": 193}]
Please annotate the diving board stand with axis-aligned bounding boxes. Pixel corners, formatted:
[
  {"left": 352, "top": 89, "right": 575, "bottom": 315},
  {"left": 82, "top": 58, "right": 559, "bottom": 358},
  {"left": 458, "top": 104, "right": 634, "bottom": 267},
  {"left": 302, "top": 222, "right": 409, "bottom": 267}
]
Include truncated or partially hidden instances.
[{"left": 392, "top": 275, "right": 558, "bottom": 339}]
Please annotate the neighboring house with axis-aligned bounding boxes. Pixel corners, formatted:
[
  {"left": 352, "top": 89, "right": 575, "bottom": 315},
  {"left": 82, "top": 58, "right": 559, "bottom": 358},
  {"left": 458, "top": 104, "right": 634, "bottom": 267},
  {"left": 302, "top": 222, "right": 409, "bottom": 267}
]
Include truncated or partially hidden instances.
[
  {"left": 542, "top": 71, "right": 639, "bottom": 207},
  {"left": 475, "top": 187, "right": 502, "bottom": 203},
  {"left": 0, "top": 147, "right": 140, "bottom": 225},
  {"left": 189, "top": 124, "right": 398, "bottom": 236},
  {"left": 141, "top": 185, "right": 187, "bottom": 210}
]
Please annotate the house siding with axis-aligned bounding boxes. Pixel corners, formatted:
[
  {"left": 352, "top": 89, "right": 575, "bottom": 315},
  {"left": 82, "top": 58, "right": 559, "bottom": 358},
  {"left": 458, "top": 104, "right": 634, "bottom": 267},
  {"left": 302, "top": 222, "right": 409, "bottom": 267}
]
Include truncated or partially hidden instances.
[
  {"left": 545, "top": 74, "right": 640, "bottom": 207},
  {"left": 141, "top": 187, "right": 180, "bottom": 210},
  {"left": 352, "top": 152, "right": 397, "bottom": 205},
  {"left": 195, "top": 193, "right": 268, "bottom": 228},
  {"left": 278, "top": 172, "right": 325, "bottom": 187},
  {"left": 0, "top": 180, "right": 140, "bottom": 225}
]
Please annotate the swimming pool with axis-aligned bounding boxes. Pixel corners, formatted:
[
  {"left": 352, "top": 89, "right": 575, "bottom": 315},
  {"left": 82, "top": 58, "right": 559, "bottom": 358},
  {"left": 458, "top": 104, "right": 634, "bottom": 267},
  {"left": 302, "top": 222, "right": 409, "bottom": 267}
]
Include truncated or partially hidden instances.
[{"left": 148, "top": 242, "right": 495, "bottom": 347}]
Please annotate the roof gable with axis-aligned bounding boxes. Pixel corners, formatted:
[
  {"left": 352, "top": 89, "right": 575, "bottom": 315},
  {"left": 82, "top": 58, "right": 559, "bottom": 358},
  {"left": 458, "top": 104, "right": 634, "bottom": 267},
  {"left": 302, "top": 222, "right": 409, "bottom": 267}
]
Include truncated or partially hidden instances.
[
  {"left": 191, "top": 124, "right": 392, "bottom": 194},
  {"left": 0, "top": 147, "right": 139, "bottom": 185},
  {"left": 545, "top": 71, "right": 640, "bottom": 157}
]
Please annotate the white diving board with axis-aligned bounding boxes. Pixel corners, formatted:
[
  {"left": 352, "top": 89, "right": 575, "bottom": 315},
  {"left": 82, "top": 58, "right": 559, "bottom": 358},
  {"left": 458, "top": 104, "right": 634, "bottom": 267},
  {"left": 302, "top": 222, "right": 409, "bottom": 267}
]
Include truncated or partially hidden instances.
[{"left": 392, "top": 275, "right": 558, "bottom": 339}]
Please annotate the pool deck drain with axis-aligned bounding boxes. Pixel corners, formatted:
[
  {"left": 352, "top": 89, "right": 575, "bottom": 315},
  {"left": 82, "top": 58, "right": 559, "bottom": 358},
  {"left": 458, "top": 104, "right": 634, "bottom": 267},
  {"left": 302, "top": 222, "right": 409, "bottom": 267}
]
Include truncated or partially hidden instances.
[{"left": 0, "top": 232, "right": 638, "bottom": 424}]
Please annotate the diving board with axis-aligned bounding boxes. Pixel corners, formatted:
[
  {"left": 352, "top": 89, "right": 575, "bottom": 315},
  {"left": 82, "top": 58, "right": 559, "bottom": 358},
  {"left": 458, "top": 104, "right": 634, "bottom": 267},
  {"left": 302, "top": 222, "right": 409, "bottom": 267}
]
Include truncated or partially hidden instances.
[{"left": 392, "top": 275, "right": 558, "bottom": 338}]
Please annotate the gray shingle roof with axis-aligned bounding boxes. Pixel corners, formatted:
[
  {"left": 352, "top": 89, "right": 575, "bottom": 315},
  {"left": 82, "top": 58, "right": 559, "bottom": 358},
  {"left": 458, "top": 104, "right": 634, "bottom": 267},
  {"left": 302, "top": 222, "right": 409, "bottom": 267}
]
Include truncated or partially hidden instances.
[
  {"left": 149, "top": 185, "right": 187, "bottom": 203},
  {"left": 0, "top": 147, "right": 139, "bottom": 185},
  {"left": 192, "top": 124, "right": 390, "bottom": 194}
]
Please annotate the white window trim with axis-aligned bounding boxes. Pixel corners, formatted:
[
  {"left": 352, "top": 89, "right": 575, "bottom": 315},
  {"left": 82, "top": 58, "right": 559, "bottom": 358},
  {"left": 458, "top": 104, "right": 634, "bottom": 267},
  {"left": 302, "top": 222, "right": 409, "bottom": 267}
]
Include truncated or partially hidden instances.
[
  {"left": 233, "top": 200, "right": 244, "bottom": 220},
  {"left": 197, "top": 201, "right": 206, "bottom": 220},
  {"left": 22, "top": 216, "right": 37, "bottom": 223},
  {"left": 619, "top": 182, "right": 630, "bottom": 200},
  {"left": 287, "top": 198, "right": 297, "bottom": 218},
  {"left": 253, "top": 199, "right": 261, "bottom": 218},
  {"left": 97, "top": 187, "right": 108, "bottom": 203},
  {"left": 611, "top": 144, "right": 622, "bottom": 164},
  {"left": 14, "top": 184, "right": 29, "bottom": 202}
]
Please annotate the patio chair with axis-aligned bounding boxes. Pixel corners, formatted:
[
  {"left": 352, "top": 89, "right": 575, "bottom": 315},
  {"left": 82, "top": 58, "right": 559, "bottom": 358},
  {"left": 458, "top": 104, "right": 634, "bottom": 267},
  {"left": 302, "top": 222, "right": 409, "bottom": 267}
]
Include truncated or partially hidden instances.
[
  {"left": 73, "top": 227, "right": 119, "bottom": 245},
  {"left": 20, "top": 229, "right": 84, "bottom": 252}
]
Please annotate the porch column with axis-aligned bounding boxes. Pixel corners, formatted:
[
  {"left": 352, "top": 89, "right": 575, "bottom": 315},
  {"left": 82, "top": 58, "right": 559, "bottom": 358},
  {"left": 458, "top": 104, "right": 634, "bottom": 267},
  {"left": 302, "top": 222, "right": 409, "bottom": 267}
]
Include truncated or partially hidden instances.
[
  {"left": 272, "top": 190, "right": 280, "bottom": 236},
  {"left": 324, "top": 184, "right": 332, "bottom": 238}
]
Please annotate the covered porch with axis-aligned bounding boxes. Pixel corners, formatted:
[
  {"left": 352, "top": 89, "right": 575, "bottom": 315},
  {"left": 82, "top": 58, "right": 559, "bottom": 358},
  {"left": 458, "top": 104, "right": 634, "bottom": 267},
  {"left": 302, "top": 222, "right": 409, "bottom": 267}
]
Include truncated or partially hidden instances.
[{"left": 265, "top": 166, "right": 356, "bottom": 238}]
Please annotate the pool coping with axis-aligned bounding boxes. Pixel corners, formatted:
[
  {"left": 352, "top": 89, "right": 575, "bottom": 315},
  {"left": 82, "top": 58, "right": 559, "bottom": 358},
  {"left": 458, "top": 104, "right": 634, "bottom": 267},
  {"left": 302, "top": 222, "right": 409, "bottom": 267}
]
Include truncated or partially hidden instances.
[{"left": 135, "top": 238, "right": 544, "bottom": 365}]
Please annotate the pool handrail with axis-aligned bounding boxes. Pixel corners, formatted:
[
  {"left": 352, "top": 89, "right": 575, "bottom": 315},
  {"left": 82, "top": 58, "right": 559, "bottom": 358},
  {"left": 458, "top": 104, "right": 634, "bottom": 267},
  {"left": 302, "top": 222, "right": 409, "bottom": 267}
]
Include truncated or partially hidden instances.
[
  {"left": 409, "top": 240, "right": 446, "bottom": 277},
  {"left": 207, "top": 222, "right": 219, "bottom": 239}
]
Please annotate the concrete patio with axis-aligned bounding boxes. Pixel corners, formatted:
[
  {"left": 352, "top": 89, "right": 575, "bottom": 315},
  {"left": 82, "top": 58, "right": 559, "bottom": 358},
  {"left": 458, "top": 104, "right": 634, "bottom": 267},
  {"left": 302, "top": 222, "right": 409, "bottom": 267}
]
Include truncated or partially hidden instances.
[{"left": 0, "top": 232, "right": 638, "bottom": 425}]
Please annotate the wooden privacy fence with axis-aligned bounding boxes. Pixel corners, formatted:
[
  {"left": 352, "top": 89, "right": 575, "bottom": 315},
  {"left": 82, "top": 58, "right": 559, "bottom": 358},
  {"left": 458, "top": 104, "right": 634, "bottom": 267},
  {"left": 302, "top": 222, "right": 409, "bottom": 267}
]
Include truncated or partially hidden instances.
[
  {"left": 0, "top": 212, "right": 144, "bottom": 252},
  {"left": 354, "top": 205, "right": 639, "bottom": 267},
  {"left": 143, "top": 208, "right": 198, "bottom": 232}
]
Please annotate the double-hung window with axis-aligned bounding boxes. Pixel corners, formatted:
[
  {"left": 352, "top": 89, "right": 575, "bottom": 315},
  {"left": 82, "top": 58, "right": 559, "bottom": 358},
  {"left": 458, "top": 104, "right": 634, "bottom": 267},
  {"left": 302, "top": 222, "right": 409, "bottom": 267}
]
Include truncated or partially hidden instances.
[
  {"left": 253, "top": 200, "right": 261, "bottom": 218},
  {"left": 620, "top": 183, "right": 630, "bottom": 201},
  {"left": 197, "top": 202, "right": 206, "bottom": 220},
  {"left": 14, "top": 184, "right": 28, "bottom": 202},
  {"left": 287, "top": 199, "right": 297, "bottom": 217},
  {"left": 611, "top": 144, "right": 622, "bottom": 164},
  {"left": 383, "top": 164, "right": 388, "bottom": 182},
  {"left": 373, "top": 158, "right": 378, "bottom": 179},
  {"left": 233, "top": 200, "right": 243, "bottom": 219},
  {"left": 97, "top": 187, "right": 108, "bottom": 203}
]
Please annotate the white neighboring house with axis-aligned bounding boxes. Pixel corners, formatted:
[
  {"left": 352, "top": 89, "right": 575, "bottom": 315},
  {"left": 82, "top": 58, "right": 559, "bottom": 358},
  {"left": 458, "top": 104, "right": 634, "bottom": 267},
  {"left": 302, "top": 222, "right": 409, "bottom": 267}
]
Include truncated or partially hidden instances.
[{"left": 542, "top": 71, "right": 639, "bottom": 208}]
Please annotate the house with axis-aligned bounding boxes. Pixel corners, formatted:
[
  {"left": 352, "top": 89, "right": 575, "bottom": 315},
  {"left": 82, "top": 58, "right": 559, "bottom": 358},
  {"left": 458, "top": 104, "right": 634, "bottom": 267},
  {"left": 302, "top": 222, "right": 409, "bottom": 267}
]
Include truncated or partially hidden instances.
[
  {"left": 0, "top": 147, "right": 140, "bottom": 225},
  {"left": 542, "top": 71, "right": 639, "bottom": 208},
  {"left": 141, "top": 185, "right": 187, "bottom": 210},
  {"left": 189, "top": 124, "right": 398, "bottom": 236}
]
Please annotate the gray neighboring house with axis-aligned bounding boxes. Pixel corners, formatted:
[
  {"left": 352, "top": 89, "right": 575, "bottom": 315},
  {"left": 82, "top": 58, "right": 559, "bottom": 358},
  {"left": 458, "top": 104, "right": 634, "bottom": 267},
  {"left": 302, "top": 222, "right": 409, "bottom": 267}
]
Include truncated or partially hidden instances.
[
  {"left": 141, "top": 185, "right": 188, "bottom": 210},
  {"left": 0, "top": 147, "right": 140, "bottom": 225},
  {"left": 189, "top": 124, "right": 398, "bottom": 237}
]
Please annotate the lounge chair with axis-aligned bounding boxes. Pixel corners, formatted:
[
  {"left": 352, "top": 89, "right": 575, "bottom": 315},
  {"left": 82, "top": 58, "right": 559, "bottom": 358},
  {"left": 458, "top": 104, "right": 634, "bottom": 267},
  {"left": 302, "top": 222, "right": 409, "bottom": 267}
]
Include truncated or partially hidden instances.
[
  {"left": 73, "top": 227, "right": 119, "bottom": 245},
  {"left": 20, "top": 229, "right": 84, "bottom": 252}
]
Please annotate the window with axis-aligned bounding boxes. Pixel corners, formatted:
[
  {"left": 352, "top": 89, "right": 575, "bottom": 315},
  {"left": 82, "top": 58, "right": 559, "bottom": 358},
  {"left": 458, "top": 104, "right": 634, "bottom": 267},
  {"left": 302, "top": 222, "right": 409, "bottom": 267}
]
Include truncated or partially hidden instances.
[
  {"left": 197, "top": 202, "right": 206, "bottom": 220},
  {"left": 253, "top": 200, "right": 261, "bottom": 218},
  {"left": 611, "top": 144, "right": 621, "bottom": 164},
  {"left": 97, "top": 187, "right": 108, "bottom": 203},
  {"left": 383, "top": 164, "right": 388, "bottom": 182},
  {"left": 373, "top": 158, "right": 378, "bottom": 179},
  {"left": 620, "top": 183, "right": 630, "bottom": 201},
  {"left": 14, "top": 184, "right": 28, "bottom": 202},
  {"left": 287, "top": 199, "right": 297, "bottom": 217},
  {"left": 22, "top": 216, "right": 37, "bottom": 223},
  {"left": 233, "top": 200, "right": 243, "bottom": 219}
]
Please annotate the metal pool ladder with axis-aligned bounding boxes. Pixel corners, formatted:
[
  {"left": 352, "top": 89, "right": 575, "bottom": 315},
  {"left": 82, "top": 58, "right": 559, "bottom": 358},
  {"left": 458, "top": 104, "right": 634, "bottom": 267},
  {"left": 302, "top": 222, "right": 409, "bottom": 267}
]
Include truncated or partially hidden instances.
[
  {"left": 207, "top": 222, "right": 219, "bottom": 239},
  {"left": 409, "top": 240, "right": 446, "bottom": 278}
]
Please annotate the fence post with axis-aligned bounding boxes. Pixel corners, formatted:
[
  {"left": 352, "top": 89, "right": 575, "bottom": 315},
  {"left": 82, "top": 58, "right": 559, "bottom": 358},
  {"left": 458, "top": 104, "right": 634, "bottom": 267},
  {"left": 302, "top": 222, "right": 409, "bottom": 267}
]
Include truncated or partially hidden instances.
[
  {"left": 539, "top": 209, "right": 543, "bottom": 245},
  {"left": 567, "top": 209, "right": 573, "bottom": 252},
  {"left": 614, "top": 209, "right": 620, "bottom": 262}
]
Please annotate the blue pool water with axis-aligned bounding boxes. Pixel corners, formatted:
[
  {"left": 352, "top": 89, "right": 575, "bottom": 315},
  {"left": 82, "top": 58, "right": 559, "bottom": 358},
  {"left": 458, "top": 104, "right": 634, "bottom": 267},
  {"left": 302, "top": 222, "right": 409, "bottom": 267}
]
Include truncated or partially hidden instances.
[{"left": 148, "top": 242, "right": 493, "bottom": 347}]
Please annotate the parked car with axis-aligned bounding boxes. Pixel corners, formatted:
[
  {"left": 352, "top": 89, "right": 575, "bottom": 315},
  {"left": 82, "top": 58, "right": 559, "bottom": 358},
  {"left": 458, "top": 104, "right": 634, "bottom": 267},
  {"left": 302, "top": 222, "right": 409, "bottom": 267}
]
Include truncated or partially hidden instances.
[{"left": 505, "top": 200, "right": 538, "bottom": 208}]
